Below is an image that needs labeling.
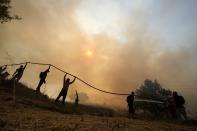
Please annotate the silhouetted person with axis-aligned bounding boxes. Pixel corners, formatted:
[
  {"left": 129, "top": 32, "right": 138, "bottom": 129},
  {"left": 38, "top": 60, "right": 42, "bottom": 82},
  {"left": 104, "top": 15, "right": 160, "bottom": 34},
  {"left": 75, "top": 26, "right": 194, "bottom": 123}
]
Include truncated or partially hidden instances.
[
  {"left": 127, "top": 92, "right": 135, "bottom": 119},
  {"left": 166, "top": 96, "right": 177, "bottom": 119},
  {"left": 173, "top": 91, "right": 187, "bottom": 120},
  {"left": 11, "top": 63, "right": 27, "bottom": 82},
  {"left": 55, "top": 74, "right": 76, "bottom": 104},
  {"left": 36, "top": 66, "right": 50, "bottom": 93},
  {"left": 75, "top": 90, "right": 79, "bottom": 106}
]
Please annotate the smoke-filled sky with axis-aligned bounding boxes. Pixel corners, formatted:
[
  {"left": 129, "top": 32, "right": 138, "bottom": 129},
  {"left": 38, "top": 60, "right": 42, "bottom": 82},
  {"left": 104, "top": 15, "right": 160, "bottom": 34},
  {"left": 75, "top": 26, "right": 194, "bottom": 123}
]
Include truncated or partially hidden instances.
[{"left": 0, "top": 0, "right": 197, "bottom": 116}]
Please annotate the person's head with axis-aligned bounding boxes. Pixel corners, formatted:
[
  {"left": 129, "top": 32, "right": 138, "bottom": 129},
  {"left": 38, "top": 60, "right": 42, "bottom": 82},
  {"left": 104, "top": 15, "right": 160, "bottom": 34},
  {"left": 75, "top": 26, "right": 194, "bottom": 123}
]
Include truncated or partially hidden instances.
[
  {"left": 131, "top": 92, "right": 135, "bottom": 95},
  {"left": 66, "top": 78, "right": 70, "bottom": 83},
  {"left": 173, "top": 91, "right": 178, "bottom": 97},
  {"left": 20, "top": 65, "right": 23, "bottom": 68}
]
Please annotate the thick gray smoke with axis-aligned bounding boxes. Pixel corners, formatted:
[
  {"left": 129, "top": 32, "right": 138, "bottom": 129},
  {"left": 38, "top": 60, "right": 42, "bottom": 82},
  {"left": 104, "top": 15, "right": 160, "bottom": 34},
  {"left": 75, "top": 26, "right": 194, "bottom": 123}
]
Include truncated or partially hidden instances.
[{"left": 0, "top": 0, "right": 197, "bottom": 118}]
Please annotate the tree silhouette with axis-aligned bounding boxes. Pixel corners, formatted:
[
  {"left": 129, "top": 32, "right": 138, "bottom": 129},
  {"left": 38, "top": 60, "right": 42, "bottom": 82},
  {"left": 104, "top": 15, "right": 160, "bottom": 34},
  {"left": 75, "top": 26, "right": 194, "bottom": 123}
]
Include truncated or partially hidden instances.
[
  {"left": 0, "top": 0, "right": 21, "bottom": 23},
  {"left": 136, "top": 79, "right": 172, "bottom": 100}
]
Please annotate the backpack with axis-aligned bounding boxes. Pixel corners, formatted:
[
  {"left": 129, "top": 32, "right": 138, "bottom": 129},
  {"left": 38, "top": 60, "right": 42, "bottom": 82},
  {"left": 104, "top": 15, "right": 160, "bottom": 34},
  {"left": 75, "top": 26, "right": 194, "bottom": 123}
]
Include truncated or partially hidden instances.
[
  {"left": 178, "top": 95, "right": 185, "bottom": 106},
  {"left": 39, "top": 72, "right": 44, "bottom": 79}
]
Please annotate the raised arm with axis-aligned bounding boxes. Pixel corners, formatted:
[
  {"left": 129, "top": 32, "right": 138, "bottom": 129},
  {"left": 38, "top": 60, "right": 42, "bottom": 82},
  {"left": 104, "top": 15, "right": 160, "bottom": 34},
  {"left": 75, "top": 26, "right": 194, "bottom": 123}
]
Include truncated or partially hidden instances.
[
  {"left": 23, "top": 63, "right": 28, "bottom": 69},
  {"left": 69, "top": 76, "right": 76, "bottom": 84},
  {"left": 13, "top": 68, "right": 18, "bottom": 76},
  {"left": 47, "top": 65, "right": 50, "bottom": 71},
  {"left": 63, "top": 74, "right": 67, "bottom": 85},
  {"left": 44, "top": 65, "right": 50, "bottom": 72}
]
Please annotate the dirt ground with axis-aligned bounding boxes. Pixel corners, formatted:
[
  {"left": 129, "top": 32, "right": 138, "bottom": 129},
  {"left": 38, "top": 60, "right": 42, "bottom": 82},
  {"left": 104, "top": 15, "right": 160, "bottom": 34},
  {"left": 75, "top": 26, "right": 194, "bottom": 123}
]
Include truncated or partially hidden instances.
[
  {"left": 0, "top": 99, "right": 196, "bottom": 130},
  {"left": 0, "top": 82, "right": 197, "bottom": 131}
]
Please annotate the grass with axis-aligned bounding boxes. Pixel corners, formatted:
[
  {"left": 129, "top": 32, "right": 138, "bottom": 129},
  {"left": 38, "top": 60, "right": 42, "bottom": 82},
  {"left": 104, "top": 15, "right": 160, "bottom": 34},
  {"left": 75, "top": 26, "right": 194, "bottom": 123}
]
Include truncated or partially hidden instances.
[
  {"left": 0, "top": 79, "right": 197, "bottom": 130},
  {"left": 0, "top": 79, "right": 114, "bottom": 117}
]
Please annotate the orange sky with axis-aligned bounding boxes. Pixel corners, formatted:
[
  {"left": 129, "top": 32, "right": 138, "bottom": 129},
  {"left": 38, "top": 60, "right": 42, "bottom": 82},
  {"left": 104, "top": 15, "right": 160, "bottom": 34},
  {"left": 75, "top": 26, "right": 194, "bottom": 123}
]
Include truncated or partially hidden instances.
[{"left": 0, "top": 0, "right": 197, "bottom": 117}]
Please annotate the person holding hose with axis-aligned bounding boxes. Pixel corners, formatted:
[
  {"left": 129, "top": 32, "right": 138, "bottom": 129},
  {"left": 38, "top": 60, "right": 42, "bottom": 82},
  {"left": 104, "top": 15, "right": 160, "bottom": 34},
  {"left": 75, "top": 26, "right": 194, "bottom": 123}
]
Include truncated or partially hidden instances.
[
  {"left": 36, "top": 66, "right": 50, "bottom": 93},
  {"left": 11, "top": 63, "right": 28, "bottom": 82},
  {"left": 55, "top": 74, "right": 76, "bottom": 104}
]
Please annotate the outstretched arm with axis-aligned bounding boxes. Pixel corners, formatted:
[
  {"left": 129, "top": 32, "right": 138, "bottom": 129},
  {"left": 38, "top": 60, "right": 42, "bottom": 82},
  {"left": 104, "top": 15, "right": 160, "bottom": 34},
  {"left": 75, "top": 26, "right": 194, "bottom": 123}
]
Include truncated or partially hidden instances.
[
  {"left": 44, "top": 65, "right": 50, "bottom": 73},
  {"left": 69, "top": 76, "right": 76, "bottom": 84},
  {"left": 63, "top": 74, "right": 67, "bottom": 85},
  {"left": 12, "top": 68, "right": 18, "bottom": 76},
  {"left": 46, "top": 65, "right": 50, "bottom": 71},
  {"left": 23, "top": 63, "right": 28, "bottom": 69}
]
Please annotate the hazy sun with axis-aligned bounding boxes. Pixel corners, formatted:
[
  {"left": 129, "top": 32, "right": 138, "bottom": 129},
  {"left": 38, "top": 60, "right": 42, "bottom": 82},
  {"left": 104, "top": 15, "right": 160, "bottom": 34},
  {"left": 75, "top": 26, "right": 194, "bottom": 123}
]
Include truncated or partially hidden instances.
[{"left": 86, "top": 51, "right": 92, "bottom": 56}]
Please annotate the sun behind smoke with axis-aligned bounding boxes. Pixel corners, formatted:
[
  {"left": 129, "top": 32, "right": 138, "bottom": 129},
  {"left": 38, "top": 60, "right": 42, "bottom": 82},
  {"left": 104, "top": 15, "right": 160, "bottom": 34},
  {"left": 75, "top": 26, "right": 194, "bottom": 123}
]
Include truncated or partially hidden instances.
[{"left": 86, "top": 51, "right": 92, "bottom": 56}]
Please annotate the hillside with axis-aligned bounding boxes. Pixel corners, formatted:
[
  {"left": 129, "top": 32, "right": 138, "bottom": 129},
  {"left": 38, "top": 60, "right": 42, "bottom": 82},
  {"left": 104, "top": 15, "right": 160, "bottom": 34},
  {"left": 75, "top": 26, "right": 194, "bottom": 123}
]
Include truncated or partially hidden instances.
[{"left": 0, "top": 80, "right": 197, "bottom": 131}]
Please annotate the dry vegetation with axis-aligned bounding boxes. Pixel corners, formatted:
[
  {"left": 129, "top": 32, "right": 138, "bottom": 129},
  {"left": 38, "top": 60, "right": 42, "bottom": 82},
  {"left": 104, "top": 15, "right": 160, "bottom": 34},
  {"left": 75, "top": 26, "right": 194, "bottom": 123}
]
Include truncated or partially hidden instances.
[{"left": 0, "top": 80, "right": 197, "bottom": 131}]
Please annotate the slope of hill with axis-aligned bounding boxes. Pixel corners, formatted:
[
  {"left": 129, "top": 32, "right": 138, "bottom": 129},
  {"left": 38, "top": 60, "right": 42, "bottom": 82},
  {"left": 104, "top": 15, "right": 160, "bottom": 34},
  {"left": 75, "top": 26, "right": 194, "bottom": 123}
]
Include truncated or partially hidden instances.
[{"left": 0, "top": 80, "right": 197, "bottom": 131}]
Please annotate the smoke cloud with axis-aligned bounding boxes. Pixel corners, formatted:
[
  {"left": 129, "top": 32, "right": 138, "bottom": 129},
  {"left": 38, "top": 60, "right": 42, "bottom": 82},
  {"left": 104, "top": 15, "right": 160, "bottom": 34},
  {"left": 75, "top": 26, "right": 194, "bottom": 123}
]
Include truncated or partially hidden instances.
[{"left": 0, "top": 0, "right": 197, "bottom": 117}]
